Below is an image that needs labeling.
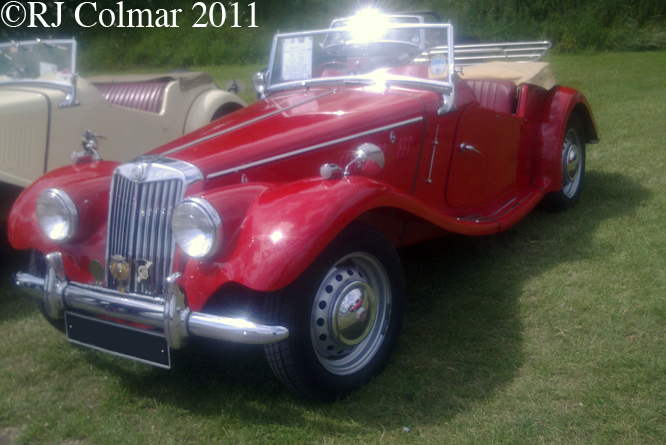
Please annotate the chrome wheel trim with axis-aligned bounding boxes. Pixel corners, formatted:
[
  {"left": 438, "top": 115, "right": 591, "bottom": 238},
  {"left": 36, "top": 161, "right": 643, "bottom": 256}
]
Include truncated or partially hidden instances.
[
  {"left": 562, "top": 127, "right": 582, "bottom": 199},
  {"left": 310, "top": 252, "right": 391, "bottom": 376}
]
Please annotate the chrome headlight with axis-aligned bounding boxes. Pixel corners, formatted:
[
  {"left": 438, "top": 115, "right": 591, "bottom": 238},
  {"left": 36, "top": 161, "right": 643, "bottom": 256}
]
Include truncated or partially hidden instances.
[
  {"left": 36, "top": 188, "right": 78, "bottom": 242},
  {"left": 172, "top": 198, "right": 222, "bottom": 259}
]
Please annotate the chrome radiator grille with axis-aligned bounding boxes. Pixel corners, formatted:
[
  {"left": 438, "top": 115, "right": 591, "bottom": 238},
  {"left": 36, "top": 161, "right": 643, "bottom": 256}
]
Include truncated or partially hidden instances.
[{"left": 104, "top": 158, "right": 202, "bottom": 296}]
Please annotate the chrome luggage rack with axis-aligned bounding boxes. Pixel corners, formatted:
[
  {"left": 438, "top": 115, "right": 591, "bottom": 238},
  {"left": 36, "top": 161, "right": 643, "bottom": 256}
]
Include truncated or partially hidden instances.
[{"left": 416, "top": 41, "right": 552, "bottom": 65}]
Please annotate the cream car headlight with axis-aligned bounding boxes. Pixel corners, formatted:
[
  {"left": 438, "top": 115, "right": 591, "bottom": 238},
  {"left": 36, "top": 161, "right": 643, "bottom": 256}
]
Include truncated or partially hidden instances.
[
  {"left": 172, "top": 198, "right": 222, "bottom": 259},
  {"left": 36, "top": 188, "right": 78, "bottom": 242}
]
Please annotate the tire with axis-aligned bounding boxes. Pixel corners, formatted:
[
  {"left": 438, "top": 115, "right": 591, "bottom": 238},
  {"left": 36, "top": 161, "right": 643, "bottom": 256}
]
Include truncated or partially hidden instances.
[
  {"left": 29, "top": 250, "right": 65, "bottom": 333},
  {"left": 546, "top": 113, "right": 586, "bottom": 211},
  {"left": 264, "top": 224, "right": 405, "bottom": 400}
]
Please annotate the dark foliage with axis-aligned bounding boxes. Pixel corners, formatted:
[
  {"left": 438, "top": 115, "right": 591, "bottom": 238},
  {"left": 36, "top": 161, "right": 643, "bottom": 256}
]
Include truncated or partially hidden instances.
[{"left": 1, "top": 0, "right": 664, "bottom": 70}]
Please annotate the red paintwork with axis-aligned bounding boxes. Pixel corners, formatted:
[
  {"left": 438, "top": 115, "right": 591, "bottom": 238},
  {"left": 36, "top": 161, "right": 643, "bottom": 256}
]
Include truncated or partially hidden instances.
[{"left": 8, "top": 72, "right": 598, "bottom": 311}]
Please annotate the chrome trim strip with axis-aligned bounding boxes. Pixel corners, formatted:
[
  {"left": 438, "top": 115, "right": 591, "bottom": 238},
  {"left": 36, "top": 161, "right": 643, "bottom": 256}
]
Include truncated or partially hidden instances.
[
  {"left": 207, "top": 116, "right": 424, "bottom": 179},
  {"left": 161, "top": 90, "right": 336, "bottom": 156},
  {"left": 265, "top": 76, "right": 453, "bottom": 95}
]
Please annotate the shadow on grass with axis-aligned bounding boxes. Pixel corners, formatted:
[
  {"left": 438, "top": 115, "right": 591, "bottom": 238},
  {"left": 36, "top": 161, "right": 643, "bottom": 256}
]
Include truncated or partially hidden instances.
[{"left": 1, "top": 170, "right": 651, "bottom": 433}]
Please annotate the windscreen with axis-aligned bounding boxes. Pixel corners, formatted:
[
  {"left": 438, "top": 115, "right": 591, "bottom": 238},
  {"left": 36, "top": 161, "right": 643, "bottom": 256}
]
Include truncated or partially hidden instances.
[
  {"left": 0, "top": 40, "right": 76, "bottom": 83},
  {"left": 267, "top": 24, "right": 452, "bottom": 89}
]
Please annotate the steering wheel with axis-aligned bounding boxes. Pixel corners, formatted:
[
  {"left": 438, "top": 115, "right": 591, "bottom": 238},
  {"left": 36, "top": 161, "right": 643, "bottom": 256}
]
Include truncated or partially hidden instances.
[{"left": 317, "top": 61, "right": 347, "bottom": 71}]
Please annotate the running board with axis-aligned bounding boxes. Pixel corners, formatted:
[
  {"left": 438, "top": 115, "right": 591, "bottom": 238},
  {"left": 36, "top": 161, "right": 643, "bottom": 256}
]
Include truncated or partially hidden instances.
[{"left": 452, "top": 187, "right": 544, "bottom": 231}]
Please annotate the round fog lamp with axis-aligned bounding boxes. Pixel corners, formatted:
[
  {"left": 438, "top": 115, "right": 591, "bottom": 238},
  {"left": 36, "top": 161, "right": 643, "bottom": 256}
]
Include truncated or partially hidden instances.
[
  {"left": 172, "top": 198, "right": 222, "bottom": 259},
  {"left": 36, "top": 188, "right": 78, "bottom": 242}
]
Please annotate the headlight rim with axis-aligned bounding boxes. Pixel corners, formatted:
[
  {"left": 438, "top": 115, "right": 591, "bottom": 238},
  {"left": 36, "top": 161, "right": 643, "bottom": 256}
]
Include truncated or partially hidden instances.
[
  {"left": 172, "top": 197, "right": 223, "bottom": 259},
  {"left": 36, "top": 188, "right": 78, "bottom": 243}
]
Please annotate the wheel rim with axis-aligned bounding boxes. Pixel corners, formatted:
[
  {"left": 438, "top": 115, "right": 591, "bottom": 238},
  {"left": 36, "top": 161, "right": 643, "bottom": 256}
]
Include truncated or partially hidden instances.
[
  {"left": 310, "top": 252, "right": 391, "bottom": 376},
  {"left": 562, "top": 126, "right": 582, "bottom": 199}
]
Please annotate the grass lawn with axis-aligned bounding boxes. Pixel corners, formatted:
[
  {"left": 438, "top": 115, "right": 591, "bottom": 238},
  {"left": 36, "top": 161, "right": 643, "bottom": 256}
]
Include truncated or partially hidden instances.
[{"left": 2, "top": 51, "right": 666, "bottom": 444}]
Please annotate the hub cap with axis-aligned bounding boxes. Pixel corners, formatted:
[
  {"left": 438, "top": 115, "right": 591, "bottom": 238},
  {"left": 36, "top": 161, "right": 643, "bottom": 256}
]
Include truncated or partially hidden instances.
[
  {"left": 331, "top": 281, "right": 377, "bottom": 347},
  {"left": 310, "top": 253, "right": 391, "bottom": 376},
  {"left": 562, "top": 127, "right": 582, "bottom": 198}
]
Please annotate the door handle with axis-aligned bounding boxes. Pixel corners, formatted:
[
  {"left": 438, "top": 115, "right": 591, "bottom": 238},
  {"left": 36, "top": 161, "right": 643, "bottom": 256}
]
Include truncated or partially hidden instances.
[{"left": 459, "top": 143, "right": 481, "bottom": 154}]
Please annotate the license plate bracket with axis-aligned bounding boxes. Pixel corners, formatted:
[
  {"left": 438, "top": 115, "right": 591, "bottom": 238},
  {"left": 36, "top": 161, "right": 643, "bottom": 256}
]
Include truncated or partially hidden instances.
[{"left": 66, "top": 312, "right": 171, "bottom": 369}]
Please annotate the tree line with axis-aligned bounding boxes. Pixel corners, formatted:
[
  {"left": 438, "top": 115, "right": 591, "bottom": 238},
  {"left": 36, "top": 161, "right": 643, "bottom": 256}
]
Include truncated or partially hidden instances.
[{"left": 1, "top": 0, "right": 664, "bottom": 69}]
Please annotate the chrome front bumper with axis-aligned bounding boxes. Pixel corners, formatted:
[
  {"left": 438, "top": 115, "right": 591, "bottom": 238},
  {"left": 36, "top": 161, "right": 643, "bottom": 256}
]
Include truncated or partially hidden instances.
[{"left": 16, "top": 252, "right": 288, "bottom": 348}]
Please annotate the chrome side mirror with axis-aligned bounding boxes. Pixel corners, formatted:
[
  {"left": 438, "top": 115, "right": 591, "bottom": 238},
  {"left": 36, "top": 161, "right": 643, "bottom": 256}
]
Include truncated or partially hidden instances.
[{"left": 344, "top": 143, "right": 385, "bottom": 177}]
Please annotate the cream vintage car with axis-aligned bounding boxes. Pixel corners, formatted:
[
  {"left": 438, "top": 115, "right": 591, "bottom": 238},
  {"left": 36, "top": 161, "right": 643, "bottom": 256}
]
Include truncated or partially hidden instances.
[{"left": 0, "top": 38, "right": 246, "bottom": 220}]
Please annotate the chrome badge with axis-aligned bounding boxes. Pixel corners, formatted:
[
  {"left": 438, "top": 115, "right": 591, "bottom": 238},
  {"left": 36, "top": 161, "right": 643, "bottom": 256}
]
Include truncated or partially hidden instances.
[
  {"left": 132, "top": 163, "right": 149, "bottom": 181},
  {"left": 109, "top": 254, "right": 130, "bottom": 293},
  {"left": 134, "top": 259, "right": 154, "bottom": 292}
]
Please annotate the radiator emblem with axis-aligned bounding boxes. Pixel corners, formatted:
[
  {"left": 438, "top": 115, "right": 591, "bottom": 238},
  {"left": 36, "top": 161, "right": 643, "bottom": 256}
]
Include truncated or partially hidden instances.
[
  {"left": 109, "top": 255, "right": 130, "bottom": 293},
  {"left": 134, "top": 259, "right": 154, "bottom": 291},
  {"left": 132, "top": 163, "right": 149, "bottom": 181}
]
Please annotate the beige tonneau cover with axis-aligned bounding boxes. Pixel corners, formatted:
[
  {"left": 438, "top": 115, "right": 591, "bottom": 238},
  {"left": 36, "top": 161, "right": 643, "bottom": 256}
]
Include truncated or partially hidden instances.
[{"left": 460, "top": 61, "right": 556, "bottom": 90}]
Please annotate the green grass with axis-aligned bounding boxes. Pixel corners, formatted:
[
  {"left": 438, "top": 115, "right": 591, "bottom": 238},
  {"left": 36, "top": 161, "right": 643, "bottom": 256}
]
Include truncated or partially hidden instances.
[{"left": 2, "top": 51, "right": 666, "bottom": 444}]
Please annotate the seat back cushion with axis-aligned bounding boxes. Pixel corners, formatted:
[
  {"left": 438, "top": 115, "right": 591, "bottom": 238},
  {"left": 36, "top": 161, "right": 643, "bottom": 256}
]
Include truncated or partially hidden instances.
[
  {"left": 94, "top": 81, "right": 168, "bottom": 113},
  {"left": 463, "top": 79, "right": 517, "bottom": 115}
]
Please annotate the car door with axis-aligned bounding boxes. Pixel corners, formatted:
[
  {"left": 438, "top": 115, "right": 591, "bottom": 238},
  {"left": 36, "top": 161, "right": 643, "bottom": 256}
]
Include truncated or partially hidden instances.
[{"left": 445, "top": 94, "right": 526, "bottom": 209}]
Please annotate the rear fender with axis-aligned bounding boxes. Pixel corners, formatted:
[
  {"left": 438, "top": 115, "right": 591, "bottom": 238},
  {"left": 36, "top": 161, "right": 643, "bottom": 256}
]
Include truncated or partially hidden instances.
[
  {"left": 183, "top": 89, "right": 246, "bottom": 134},
  {"left": 533, "top": 86, "right": 598, "bottom": 193}
]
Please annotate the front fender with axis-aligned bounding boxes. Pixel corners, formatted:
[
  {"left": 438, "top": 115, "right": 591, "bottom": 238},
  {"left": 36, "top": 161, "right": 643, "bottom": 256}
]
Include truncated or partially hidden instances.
[
  {"left": 533, "top": 86, "right": 598, "bottom": 194},
  {"left": 180, "top": 176, "right": 501, "bottom": 311},
  {"left": 183, "top": 89, "right": 246, "bottom": 134},
  {"left": 8, "top": 161, "right": 117, "bottom": 253},
  {"left": 181, "top": 177, "right": 383, "bottom": 310}
]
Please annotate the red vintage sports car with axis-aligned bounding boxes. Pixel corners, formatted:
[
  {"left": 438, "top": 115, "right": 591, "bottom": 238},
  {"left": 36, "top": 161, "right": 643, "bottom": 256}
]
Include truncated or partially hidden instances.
[{"left": 9, "top": 18, "right": 597, "bottom": 400}]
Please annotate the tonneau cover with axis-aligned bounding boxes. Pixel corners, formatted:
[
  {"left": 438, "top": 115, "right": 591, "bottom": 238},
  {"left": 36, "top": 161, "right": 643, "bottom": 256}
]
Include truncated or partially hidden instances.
[{"left": 460, "top": 61, "right": 556, "bottom": 90}]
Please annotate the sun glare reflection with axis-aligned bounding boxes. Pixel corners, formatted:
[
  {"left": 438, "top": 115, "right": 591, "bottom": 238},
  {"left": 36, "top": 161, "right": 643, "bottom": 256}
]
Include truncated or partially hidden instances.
[
  {"left": 270, "top": 230, "right": 284, "bottom": 243},
  {"left": 348, "top": 8, "right": 390, "bottom": 42}
]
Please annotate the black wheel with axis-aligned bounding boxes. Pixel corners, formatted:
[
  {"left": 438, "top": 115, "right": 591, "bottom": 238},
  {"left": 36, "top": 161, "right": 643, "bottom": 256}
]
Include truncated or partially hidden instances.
[
  {"left": 264, "top": 224, "right": 405, "bottom": 400},
  {"left": 546, "top": 113, "right": 586, "bottom": 211},
  {"left": 29, "top": 250, "right": 65, "bottom": 333}
]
